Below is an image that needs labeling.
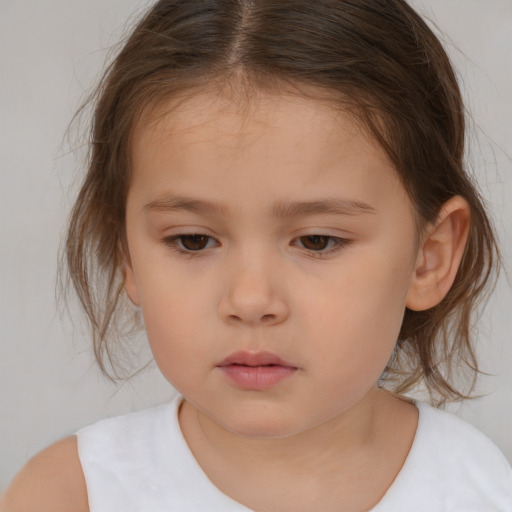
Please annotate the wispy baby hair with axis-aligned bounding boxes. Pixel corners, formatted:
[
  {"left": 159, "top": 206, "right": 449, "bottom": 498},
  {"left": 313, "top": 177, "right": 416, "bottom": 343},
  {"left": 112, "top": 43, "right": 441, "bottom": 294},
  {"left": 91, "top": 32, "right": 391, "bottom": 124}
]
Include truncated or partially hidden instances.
[{"left": 66, "top": 0, "right": 499, "bottom": 403}]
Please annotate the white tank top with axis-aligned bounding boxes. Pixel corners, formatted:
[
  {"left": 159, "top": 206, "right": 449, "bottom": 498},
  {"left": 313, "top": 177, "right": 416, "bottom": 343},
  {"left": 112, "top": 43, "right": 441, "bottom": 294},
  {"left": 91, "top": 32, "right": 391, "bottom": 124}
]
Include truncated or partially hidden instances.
[{"left": 77, "top": 395, "right": 512, "bottom": 511}]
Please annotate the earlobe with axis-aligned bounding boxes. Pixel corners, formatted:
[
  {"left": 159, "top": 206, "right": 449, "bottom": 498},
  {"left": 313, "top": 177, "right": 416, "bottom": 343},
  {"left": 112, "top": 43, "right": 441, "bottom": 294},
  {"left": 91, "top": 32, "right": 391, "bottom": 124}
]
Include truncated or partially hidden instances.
[
  {"left": 406, "top": 196, "right": 470, "bottom": 312},
  {"left": 121, "top": 249, "right": 141, "bottom": 307}
]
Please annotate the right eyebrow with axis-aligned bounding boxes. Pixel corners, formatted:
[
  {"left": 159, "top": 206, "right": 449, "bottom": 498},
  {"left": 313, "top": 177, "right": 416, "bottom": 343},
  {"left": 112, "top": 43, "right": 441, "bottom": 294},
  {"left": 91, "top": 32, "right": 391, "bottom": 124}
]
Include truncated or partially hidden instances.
[{"left": 144, "top": 195, "right": 229, "bottom": 216}]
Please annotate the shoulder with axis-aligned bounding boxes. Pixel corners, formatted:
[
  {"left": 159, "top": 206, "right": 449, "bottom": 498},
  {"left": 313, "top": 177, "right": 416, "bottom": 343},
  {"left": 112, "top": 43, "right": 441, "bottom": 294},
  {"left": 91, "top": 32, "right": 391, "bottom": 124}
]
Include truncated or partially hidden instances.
[
  {"left": 2, "top": 436, "right": 89, "bottom": 512},
  {"left": 76, "top": 399, "right": 176, "bottom": 461},
  {"left": 75, "top": 399, "right": 180, "bottom": 484},
  {"left": 416, "top": 402, "right": 511, "bottom": 469},
  {"left": 411, "top": 402, "right": 512, "bottom": 505},
  {"left": 75, "top": 397, "right": 200, "bottom": 510},
  {"left": 375, "top": 402, "right": 512, "bottom": 511}
]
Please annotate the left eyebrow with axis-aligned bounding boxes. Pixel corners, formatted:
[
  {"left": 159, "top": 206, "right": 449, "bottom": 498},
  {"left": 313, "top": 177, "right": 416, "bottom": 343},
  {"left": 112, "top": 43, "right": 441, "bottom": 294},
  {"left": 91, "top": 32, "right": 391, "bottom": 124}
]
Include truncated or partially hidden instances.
[
  {"left": 144, "top": 194, "right": 377, "bottom": 217},
  {"left": 272, "top": 198, "right": 378, "bottom": 218}
]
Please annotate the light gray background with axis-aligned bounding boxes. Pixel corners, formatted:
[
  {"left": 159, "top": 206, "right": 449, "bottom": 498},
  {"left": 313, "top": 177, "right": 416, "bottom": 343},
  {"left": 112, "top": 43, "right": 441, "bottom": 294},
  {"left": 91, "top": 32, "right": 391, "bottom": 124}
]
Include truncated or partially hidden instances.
[{"left": 1, "top": 0, "right": 511, "bottom": 491}]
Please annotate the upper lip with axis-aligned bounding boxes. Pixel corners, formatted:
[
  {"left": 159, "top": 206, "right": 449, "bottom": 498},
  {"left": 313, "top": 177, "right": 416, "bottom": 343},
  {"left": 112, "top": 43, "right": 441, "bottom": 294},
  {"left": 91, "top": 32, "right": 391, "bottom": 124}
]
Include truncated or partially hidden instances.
[{"left": 217, "top": 351, "right": 297, "bottom": 368}]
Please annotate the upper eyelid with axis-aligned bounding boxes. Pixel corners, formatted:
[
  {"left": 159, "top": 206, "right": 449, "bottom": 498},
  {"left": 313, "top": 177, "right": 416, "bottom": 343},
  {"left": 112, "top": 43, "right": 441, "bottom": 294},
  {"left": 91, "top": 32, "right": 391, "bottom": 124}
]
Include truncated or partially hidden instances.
[
  {"left": 292, "top": 235, "right": 351, "bottom": 249},
  {"left": 162, "top": 233, "right": 351, "bottom": 255},
  {"left": 162, "top": 232, "right": 347, "bottom": 240},
  {"left": 164, "top": 233, "right": 219, "bottom": 244}
]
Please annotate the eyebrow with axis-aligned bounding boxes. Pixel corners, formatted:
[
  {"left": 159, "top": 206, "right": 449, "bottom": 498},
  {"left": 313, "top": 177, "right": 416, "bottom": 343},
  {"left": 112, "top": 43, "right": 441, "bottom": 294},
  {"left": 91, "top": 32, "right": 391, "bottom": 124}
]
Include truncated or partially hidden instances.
[
  {"left": 272, "top": 198, "right": 377, "bottom": 218},
  {"left": 144, "top": 195, "right": 377, "bottom": 217},
  {"left": 144, "top": 196, "right": 229, "bottom": 215}
]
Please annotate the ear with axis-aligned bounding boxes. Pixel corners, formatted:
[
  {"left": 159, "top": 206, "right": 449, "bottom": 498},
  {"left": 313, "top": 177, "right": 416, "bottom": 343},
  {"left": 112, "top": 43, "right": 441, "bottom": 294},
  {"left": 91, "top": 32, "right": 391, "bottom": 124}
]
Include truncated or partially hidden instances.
[
  {"left": 120, "top": 243, "right": 141, "bottom": 307},
  {"left": 406, "top": 196, "right": 470, "bottom": 311}
]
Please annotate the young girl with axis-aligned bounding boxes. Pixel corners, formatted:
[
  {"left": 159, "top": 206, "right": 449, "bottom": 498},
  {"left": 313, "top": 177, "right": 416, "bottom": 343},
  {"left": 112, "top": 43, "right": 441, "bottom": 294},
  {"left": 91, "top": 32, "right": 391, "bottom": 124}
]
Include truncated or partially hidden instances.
[{"left": 4, "top": 0, "right": 512, "bottom": 510}]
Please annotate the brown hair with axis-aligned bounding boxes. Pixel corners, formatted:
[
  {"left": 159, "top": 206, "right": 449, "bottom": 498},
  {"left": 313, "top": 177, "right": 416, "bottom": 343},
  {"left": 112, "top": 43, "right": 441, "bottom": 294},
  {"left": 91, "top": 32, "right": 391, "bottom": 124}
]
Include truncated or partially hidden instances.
[{"left": 66, "top": 0, "right": 499, "bottom": 404}]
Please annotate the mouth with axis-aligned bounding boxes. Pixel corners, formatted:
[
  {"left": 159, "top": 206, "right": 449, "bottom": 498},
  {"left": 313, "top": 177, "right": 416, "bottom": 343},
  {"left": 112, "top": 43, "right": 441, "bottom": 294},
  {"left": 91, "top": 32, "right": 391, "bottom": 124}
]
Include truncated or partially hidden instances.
[
  {"left": 217, "top": 351, "right": 298, "bottom": 390},
  {"left": 218, "top": 351, "right": 296, "bottom": 368}
]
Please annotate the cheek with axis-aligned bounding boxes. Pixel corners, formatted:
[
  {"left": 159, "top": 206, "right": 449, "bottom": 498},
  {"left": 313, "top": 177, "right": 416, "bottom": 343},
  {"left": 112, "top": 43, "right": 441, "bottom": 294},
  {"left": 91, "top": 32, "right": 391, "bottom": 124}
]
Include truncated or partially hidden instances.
[
  {"left": 142, "top": 300, "right": 206, "bottom": 390},
  {"left": 136, "top": 271, "right": 218, "bottom": 380},
  {"left": 141, "top": 291, "right": 203, "bottom": 347},
  {"left": 305, "top": 250, "right": 413, "bottom": 373}
]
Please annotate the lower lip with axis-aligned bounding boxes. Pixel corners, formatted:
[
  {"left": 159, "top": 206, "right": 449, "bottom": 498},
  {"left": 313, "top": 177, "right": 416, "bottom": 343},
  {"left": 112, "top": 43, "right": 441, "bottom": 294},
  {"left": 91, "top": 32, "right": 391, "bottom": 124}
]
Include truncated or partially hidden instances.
[{"left": 219, "top": 364, "right": 297, "bottom": 390}]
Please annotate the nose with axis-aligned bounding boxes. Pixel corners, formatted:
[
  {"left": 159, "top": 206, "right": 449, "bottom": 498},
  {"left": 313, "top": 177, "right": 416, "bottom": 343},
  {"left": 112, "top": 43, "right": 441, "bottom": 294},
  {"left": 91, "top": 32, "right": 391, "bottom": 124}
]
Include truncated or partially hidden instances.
[{"left": 218, "top": 253, "right": 289, "bottom": 327}]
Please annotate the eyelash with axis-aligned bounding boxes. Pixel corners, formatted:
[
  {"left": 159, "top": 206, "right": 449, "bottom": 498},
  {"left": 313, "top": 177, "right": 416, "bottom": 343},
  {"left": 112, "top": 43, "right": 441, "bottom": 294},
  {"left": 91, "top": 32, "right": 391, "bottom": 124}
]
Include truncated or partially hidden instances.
[
  {"left": 291, "top": 235, "right": 352, "bottom": 258},
  {"left": 162, "top": 234, "right": 218, "bottom": 259},
  {"left": 162, "top": 234, "right": 352, "bottom": 259}
]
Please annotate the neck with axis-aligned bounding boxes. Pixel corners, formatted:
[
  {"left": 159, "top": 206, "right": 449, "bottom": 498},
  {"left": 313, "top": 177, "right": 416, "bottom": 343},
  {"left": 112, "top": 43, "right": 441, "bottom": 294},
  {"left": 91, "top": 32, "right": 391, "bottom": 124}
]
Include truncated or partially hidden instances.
[
  {"left": 178, "top": 389, "right": 418, "bottom": 512},
  {"left": 180, "top": 387, "right": 383, "bottom": 474}
]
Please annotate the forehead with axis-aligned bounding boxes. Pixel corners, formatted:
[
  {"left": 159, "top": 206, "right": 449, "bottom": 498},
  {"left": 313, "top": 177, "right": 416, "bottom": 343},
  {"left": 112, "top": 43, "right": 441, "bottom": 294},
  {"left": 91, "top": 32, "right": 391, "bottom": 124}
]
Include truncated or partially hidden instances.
[
  {"left": 129, "top": 88, "right": 410, "bottom": 218},
  {"left": 133, "top": 88, "right": 387, "bottom": 163}
]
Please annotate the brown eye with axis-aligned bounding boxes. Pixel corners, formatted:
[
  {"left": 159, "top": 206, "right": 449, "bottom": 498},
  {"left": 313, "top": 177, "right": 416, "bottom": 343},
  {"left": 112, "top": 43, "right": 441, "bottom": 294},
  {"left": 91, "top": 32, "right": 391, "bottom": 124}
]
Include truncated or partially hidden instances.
[
  {"left": 299, "top": 235, "right": 330, "bottom": 251},
  {"left": 180, "top": 234, "right": 211, "bottom": 251}
]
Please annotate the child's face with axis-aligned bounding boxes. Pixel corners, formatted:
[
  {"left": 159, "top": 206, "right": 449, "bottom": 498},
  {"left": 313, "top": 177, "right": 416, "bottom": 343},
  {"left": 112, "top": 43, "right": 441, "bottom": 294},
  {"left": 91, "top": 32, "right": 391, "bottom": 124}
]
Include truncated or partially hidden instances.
[{"left": 124, "top": 89, "right": 420, "bottom": 438}]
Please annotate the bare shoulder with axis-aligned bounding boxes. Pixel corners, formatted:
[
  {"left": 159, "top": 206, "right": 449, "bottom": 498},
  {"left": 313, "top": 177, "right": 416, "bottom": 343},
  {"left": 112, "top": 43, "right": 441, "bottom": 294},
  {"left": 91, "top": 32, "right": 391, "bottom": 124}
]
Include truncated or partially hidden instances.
[{"left": 2, "top": 436, "right": 88, "bottom": 512}]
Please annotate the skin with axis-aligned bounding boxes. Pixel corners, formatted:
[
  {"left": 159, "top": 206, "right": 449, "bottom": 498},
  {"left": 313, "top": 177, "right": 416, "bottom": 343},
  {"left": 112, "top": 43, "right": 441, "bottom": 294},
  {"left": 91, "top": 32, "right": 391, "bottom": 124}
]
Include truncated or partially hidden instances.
[
  {"left": 1, "top": 437, "right": 89, "bottom": 511},
  {"left": 125, "top": 90, "right": 420, "bottom": 441},
  {"left": 3, "top": 89, "right": 470, "bottom": 511}
]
